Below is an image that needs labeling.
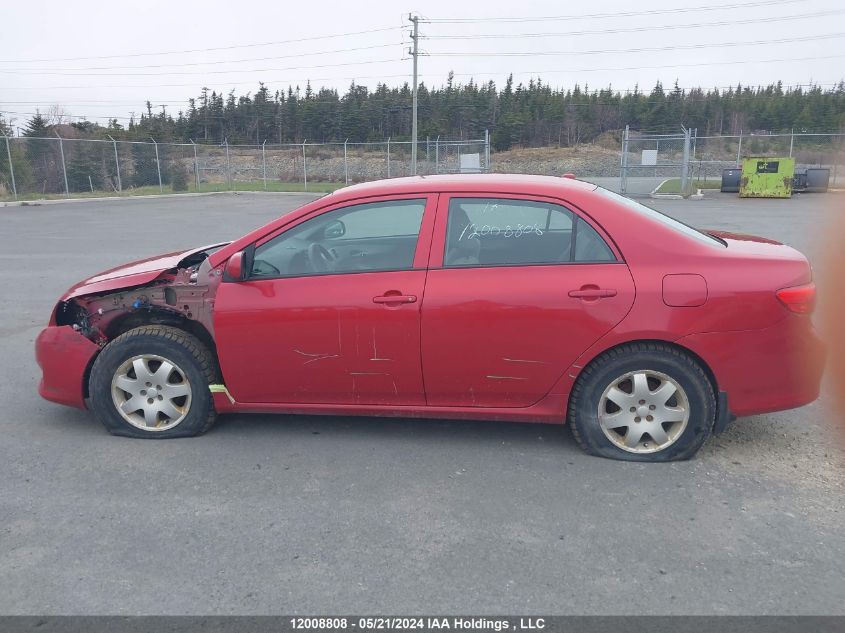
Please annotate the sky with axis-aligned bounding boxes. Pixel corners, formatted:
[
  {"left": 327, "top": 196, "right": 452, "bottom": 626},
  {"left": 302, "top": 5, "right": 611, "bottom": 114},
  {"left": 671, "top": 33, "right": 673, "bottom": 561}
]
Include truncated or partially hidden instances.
[{"left": 1, "top": 0, "right": 843, "bottom": 130}]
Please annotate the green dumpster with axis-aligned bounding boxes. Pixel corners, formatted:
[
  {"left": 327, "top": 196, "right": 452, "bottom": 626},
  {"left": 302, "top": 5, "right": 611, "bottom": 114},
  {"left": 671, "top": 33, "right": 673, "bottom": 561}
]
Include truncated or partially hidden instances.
[{"left": 739, "top": 157, "right": 795, "bottom": 198}]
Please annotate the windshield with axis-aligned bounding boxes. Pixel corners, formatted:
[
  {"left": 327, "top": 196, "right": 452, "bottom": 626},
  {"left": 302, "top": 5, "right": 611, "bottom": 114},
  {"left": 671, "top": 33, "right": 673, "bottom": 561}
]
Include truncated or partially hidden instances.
[{"left": 595, "top": 187, "right": 726, "bottom": 247}]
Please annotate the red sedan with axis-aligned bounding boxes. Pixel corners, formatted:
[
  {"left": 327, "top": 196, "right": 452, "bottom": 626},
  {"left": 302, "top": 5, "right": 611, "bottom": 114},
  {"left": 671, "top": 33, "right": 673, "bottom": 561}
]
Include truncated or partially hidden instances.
[{"left": 35, "top": 175, "right": 825, "bottom": 461}]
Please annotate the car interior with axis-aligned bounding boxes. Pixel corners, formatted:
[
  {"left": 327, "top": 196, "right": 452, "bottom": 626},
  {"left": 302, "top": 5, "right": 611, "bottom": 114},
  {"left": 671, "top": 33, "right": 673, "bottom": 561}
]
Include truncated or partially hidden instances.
[{"left": 250, "top": 199, "right": 426, "bottom": 277}]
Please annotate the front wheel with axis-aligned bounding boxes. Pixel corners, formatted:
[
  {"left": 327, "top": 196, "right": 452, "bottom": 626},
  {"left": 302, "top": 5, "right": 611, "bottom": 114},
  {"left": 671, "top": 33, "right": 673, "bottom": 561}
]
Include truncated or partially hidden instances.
[
  {"left": 89, "top": 325, "right": 218, "bottom": 438},
  {"left": 568, "top": 343, "right": 716, "bottom": 461}
]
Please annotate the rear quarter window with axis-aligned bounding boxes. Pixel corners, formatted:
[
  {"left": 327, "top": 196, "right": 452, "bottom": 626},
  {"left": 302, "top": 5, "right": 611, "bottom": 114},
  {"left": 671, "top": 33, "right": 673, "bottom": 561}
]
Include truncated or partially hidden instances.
[{"left": 594, "top": 187, "right": 726, "bottom": 247}]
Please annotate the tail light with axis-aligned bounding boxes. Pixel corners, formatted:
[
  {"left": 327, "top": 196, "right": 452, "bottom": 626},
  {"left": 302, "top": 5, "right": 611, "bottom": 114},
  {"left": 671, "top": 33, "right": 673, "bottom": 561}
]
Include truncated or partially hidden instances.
[{"left": 776, "top": 282, "right": 817, "bottom": 315}]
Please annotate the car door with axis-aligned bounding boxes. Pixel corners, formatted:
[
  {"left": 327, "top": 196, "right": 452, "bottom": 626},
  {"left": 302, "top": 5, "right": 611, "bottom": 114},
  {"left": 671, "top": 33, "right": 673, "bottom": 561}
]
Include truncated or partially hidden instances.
[
  {"left": 421, "top": 194, "right": 636, "bottom": 408},
  {"left": 213, "top": 194, "right": 437, "bottom": 406}
]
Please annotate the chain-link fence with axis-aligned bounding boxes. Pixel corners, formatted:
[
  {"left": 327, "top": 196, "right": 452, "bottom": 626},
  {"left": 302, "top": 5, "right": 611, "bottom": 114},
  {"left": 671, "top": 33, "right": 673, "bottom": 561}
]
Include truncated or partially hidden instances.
[
  {"left": 620, "top": 128, "right": 845, "bottom": 196},
  {"left": 690, "top": 132, "right": 845, "bottom": 188},
  {"left": 621, "top": 127, "right": 693, "bottom": 196},
  {"left": 2, "top": 128, "right": 842, "bottom": 201},
  {"left": 0, "top": 134, "right": 490, "bottom": 201}
]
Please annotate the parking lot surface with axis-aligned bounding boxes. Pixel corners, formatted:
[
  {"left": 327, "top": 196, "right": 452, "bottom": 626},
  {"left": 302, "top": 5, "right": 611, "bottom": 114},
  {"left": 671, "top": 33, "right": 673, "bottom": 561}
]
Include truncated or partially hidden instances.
[{"left": 1, "top": 190, "right": 843, "bottom": 614}]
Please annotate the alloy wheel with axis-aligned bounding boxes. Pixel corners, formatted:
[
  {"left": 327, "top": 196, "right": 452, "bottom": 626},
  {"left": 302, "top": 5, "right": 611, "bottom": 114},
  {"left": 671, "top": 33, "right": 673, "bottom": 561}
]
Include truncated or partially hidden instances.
[
  {"left": 110, "top": 354, "right": 193, "bottom": 431},
  {"left": 597, "top": 370, "right": 690, "bottom": 454}
]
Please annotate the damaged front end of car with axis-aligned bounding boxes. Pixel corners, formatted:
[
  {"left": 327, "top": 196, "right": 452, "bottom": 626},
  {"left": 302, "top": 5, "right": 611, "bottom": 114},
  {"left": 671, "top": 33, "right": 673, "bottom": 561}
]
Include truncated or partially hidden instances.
[{"left": 37, "top": 243, "right": 229, "bottom": 409}]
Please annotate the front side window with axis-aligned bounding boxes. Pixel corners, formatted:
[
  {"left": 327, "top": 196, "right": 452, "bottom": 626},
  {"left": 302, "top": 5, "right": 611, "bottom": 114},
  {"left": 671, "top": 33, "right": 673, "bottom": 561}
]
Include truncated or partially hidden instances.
[
  {"left": 250, "top": 199, "right": 425, "bottom": 278},
  {"left": 443, "top": 197, "right": 615, "bottom": 268}
]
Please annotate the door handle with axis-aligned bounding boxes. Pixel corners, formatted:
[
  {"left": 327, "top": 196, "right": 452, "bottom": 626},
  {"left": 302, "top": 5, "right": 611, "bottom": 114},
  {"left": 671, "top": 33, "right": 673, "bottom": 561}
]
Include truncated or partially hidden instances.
[
  {"left": 569, "top": 287, "right": 617, "bottom": 299},
  {"left": 373, "top": 294, "right": 417, "bottom": 304}
]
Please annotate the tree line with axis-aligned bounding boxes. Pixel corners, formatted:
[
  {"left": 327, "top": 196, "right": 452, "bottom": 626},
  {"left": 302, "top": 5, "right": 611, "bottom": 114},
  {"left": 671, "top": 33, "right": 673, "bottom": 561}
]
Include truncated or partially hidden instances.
[
  {"left": 5, "top": 74, "right": 844, "bottom": 150},
  {"left": 2, "top": 75, "right": 844, "bottom": 195}
]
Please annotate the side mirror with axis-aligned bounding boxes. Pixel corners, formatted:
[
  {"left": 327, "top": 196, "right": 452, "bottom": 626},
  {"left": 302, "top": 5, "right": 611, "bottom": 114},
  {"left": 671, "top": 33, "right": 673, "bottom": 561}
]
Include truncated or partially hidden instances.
[
  {"left": 225, "top": 251, "right": 245, "bottom": 281},
  {"left": 324, "top": 220, "right": 346, "bottom": 239}
]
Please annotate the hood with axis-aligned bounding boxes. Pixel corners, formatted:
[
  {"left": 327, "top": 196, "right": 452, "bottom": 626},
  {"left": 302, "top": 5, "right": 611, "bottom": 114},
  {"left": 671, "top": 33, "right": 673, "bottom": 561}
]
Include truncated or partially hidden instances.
[{"left": 61, "top": 242, "right": 230, "bottom": 300}]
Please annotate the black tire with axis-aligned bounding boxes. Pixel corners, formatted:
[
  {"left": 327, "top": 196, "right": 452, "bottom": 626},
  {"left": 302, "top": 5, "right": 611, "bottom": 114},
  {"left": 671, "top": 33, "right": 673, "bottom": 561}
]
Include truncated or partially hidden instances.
[
  {"left": 568, "top": 342, "right": 716, "bottom": 462},
  {"left": 89, "top": 325, "right": 218, "bottom": 439}
]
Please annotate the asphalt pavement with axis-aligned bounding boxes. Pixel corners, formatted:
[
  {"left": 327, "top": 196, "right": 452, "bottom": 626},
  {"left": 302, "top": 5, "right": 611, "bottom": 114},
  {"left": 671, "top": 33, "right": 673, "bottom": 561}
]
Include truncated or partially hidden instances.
[{"left": 1, "top": 190, "right": 842, "bottom": 614}]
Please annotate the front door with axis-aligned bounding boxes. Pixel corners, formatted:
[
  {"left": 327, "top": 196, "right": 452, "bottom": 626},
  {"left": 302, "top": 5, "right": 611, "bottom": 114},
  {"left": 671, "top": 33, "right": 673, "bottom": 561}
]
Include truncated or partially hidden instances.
[
  {"left": 214, "top": 195, "right": 436, "bottom": 406},
  {"left": 421, "top": 195, "right": 636, "bottom": 408}
]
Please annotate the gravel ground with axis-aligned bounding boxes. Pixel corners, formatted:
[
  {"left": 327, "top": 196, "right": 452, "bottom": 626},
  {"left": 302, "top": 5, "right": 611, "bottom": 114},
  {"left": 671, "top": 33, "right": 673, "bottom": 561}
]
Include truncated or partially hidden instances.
[{"left": 0, "top": 190, "right": 842, "bottom": 615}]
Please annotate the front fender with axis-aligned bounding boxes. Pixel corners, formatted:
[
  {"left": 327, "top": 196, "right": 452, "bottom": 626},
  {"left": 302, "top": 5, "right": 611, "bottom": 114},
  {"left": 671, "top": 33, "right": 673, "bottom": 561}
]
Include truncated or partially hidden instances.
[{"left": 35, "top": 326, "right": 101, "bottom": 409}]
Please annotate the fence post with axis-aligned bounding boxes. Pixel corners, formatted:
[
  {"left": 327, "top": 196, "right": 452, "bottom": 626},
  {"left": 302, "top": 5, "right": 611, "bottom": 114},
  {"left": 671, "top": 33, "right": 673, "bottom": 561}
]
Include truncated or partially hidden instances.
[
  {"left": 620, "top": 125, "right": 629, "bottom": 195},
  {"left": 107, "top": 134, "right": 121, "bottom": 192},
  {"left": 484, "top": 129, "right": 490, "bottom": 172},
  {"left": 426, "top": 136, "right": 430, "bottom": 164},
  {"left": 55, "top": 132, "right": 69, "bottom": 196},
  {"left": 789, "top": 128, "right": 794, "bottom": 157},
  {"left": 3, "top": 134, "right": 17, "bottom": 200},
  {"left": 261, "top": 139, "right": 267, "bottom": 190},
  {"left": 435, "top": 136, "right": 440, "bottom": 173},
  {"left": 189, "top": 139, "right": 200, "bottom": 191},
  {"left": 150, "top": 137, "right": 163, "bottom": 193},
  {"left": 302, "top": 139, "right": 307, "bottom": 191},
  {"left": 386, "top": 137, "right": 391, "bottom": 178},
  {"left": 680, "top": 126, "right": 691, "bottom": 197},
  {"left": 224, "top": 138, "right": 231, "bottom": 190},
  {"left": 344, "top": 138, "right": 349, "bottom": 184},
  {"left": 736, "top": 129, "right": 743, "bottom": 166}
]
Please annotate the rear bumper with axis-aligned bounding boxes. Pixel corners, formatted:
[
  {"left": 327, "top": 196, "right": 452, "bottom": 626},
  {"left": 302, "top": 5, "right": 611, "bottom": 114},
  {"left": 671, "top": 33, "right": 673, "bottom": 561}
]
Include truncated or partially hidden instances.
[
  {"left": 678, "top": 316, "right": 826, "bottom": 418},
  {"left": 35, "top": 326, "right": 100, "bottom": 410}
]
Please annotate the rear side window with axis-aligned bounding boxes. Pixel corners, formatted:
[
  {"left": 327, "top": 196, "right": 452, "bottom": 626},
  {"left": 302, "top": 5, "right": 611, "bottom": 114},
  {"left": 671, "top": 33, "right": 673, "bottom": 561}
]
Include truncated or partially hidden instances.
[{"left": 443, "top": 197, "right": 616, "bottom": 268}]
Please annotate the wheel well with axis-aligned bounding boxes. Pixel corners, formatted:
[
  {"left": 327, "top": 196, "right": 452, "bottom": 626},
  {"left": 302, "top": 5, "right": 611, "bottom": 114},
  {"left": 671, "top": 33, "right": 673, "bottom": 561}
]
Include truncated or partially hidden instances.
[
  {"left": 576, "top": 339, "right": 719, "bottom": 396},
  {"left": 82, "top": 308, "right": 219, "bottom": 399}
]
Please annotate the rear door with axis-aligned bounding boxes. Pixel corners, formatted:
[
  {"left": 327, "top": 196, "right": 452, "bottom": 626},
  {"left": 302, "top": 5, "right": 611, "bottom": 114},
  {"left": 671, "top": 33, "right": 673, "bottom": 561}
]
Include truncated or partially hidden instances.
[{"left": 421, "top": 194, "right": 636, "bottom": 408}]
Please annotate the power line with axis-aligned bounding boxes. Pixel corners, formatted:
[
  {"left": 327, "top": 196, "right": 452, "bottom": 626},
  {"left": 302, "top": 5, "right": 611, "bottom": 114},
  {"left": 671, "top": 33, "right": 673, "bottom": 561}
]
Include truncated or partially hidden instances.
[
  {"left": 1, "top": 52, "right": 842, "bottom": 93},
  {"left": 0, "top": 74, "right": 412, "bottom": 90},
  {"left": 0, "top": 43, "right": 404, "bottom": 73},
  {"left": 0, "top": 57, "right": 403, "bottom": 77},
  {"left": 424, "top": 0, "right": 807, "bottom": 23},
  {"left": 437, "top": 53, "right": 845, "bottom": 79},
  {"left": 425, "top": 9, "right": 845, "bottom": 40},
  {"left": 3, "top": 9, "right": 832, "bottom": 75},
  {"left": 429, "top": 32, "right": 845, "bottom": 57},
  {"left": 0, "top": 26, "right": 404, "bottom": 64},
  {"left": 9, "top": 29, "right": 832, "bottom": 77}
]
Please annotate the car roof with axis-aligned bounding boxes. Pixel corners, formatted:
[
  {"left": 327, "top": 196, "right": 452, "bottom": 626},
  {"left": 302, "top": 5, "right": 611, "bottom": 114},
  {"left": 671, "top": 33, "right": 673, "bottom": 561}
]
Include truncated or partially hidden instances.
[{"left": 326, "top": 174, "right": 598, "bottom": 200}]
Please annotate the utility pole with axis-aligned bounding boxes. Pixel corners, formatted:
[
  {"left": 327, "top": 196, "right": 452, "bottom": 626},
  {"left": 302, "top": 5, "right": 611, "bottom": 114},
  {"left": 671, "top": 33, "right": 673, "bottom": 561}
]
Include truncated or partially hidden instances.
[{"left": 408, "top": 13, "right": 419, "bottom": 175}]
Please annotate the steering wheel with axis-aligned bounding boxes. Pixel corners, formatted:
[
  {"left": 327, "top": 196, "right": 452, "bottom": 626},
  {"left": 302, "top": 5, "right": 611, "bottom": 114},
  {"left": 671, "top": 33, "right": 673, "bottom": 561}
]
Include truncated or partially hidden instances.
[{"left": 307, "top": 243, "right": 336, "bottom": 272}]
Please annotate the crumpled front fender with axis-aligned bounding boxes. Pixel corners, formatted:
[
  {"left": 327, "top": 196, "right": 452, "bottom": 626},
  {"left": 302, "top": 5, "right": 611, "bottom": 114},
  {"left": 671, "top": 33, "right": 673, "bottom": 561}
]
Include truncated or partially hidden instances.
[{"left": 35, "top": 326, "right": 101, "bottom": 409}]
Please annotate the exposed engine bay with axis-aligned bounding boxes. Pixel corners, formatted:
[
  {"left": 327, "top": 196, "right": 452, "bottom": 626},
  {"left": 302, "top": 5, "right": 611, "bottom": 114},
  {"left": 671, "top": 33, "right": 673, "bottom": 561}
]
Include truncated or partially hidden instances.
[{"left": 55, "top": 245, "right": 227, "bottom": 349}]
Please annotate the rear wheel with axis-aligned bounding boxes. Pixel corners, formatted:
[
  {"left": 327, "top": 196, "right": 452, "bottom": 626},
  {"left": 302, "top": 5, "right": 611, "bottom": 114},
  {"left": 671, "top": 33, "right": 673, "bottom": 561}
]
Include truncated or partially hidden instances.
[
  {"left": 89, "top": 325, "right": 217, "bottom": 438},
  {"left": 568, "top": 343, "right": 715, "bottom": 461}
]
